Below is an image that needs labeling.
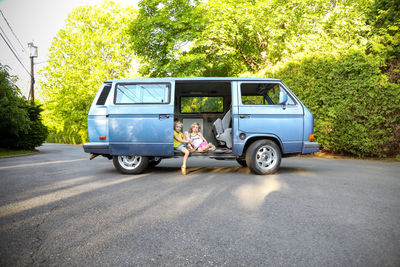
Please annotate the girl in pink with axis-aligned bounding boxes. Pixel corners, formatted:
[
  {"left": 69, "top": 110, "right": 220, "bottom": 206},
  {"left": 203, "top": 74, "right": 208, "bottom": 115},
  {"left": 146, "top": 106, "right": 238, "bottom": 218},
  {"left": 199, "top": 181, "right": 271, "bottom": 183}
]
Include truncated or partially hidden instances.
[{"left": 185, "top": 122, "right": 215, "bottom": 152}]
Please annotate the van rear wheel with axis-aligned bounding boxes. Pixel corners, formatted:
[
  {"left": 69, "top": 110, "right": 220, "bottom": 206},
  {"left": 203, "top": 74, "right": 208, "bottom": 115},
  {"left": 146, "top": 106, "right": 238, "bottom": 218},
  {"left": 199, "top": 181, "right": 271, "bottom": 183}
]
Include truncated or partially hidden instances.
[
  {"left": 113, "top": 155, "right": 149, "bottom": 174},
  {"left": 246, "top": 140, "right": 281, "bottom": 175}
]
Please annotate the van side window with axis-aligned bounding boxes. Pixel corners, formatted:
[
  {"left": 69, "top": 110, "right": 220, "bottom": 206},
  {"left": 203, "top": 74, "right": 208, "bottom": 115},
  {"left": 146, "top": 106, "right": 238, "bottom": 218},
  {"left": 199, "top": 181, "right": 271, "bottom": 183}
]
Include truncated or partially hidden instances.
[
  {"left": 96, "top": 84, "right": 111, "bottom": 105},
  {"left": 115, "top": 83, "right": 170, "bottom": 104},
  {"left": 181, "top": 97, "right": 224, "bottom": 113},
  {"left": 241, "top": 83, "right": 294, "bottom": 105}
]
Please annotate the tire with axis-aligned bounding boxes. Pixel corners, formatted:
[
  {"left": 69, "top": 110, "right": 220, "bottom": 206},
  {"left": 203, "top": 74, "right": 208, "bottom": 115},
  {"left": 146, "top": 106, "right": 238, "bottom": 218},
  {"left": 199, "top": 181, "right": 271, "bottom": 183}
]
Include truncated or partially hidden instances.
[
  {"left": 149, "top": 157, "right": 162, "bottom": 167},
  {"left": 236, "top": 158, "right": 247, "bottom": 167},
  {"left": 113, "top": 155, "right": 149, "bottom": 174},
  {"left": 245, "top": 139, "right": 281, "bottom": 175}
]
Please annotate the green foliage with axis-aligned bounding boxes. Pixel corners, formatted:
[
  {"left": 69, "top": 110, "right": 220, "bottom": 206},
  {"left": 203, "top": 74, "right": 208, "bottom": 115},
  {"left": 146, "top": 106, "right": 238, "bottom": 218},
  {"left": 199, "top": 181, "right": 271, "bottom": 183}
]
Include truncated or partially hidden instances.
[
  {"left": 130, "top": 0, "right": 371, "bottom": 77},
  {"left": 129, "top": 0, "right": 206, "bottom": 77},
  {"left": 0, "top": 64, "right": 48, "bottom": 149},
  {"left": 181, "top": 96, "right": 223, "bottom": 113},
  {"left": 0, "top": 149, "right": 37, "bottom": 157},
  {"left": 45, "top": 127, "right": 83, "bottom": 144},
  {"left": 0, "top": 64, "right": 30, "bottom": 139},
  {"left": 366, "top": 0, "right": 400, "bottom": 83},
  {"left": 12, "top": 102, "right": 48, "bottom": 149},
  {"left": 39, "top": 1, "right": 137, "bottom": 143},
  {"left": 271, "top": 50, "right": 400, "bottom": 157}
]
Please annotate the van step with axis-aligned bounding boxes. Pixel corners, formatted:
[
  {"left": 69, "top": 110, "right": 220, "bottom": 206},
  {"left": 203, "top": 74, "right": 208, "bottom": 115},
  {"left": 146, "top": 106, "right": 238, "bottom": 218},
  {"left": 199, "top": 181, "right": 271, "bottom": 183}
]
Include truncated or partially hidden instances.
[{"left": 174, "top": 148, "right": 232, "bottom": 157}]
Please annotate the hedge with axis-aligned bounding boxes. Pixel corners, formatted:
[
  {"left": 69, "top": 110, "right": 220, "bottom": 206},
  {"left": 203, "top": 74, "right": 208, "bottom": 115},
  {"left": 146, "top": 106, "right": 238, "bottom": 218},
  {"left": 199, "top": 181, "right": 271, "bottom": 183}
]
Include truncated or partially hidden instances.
[{"left": 271, "top": 50, "right": 400, "bottom": 157}]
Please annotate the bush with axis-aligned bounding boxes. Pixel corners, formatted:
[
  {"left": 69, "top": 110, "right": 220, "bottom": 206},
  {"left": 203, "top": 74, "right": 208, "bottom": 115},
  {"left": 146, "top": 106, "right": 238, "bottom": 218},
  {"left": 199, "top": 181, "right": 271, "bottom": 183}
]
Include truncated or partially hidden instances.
[
  {"left": 12, "top": 102, "right": 48, "bottom": 149},
  {"left": 46, "top": 127, "right": 83, "bottom": 145},
  {"left": 272, "top": 50, "right": 400, "bottom": 157},
  {"left": 0, "top": 64, "right": 48, "bottom": 149}
]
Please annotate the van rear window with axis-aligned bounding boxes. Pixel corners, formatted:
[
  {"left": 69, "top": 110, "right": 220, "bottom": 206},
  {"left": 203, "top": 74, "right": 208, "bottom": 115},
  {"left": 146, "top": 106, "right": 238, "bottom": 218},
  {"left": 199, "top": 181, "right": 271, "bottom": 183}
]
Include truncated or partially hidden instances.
[
  {"left": 181, "top": 97, "right": 223, "bottom": 113},
  {"left": 96, "top": 84, "right": 111, "bottom": 105},
  {"left": 115, "top": 83, "right": 170, "bottom": 104}
]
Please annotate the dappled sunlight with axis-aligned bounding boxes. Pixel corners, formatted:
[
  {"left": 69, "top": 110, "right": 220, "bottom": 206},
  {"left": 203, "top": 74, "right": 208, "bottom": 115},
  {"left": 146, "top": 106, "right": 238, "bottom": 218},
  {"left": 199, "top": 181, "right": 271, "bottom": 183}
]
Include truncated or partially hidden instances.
[
  {"left": 0, "top": 158, "right": 87, "bottom": 170},
  {"left": 0, "top": 174, "right": 148, "bottom": 218},
  {"left": 164, "top": 190, "right": 213, "bottom": 218},
  {"left": 234, "top": 176, "right": 287, "bottom": 210},
  {"left": 187, "top": 166, "right": 251, "bottom": 175}
]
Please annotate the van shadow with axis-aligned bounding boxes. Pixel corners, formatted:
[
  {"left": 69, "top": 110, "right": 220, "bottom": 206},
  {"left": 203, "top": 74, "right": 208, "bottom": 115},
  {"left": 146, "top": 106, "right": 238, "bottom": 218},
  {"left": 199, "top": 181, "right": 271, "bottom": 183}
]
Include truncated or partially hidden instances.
[{"left": 149, "top": 165, "right": 315, "bottom": 176}]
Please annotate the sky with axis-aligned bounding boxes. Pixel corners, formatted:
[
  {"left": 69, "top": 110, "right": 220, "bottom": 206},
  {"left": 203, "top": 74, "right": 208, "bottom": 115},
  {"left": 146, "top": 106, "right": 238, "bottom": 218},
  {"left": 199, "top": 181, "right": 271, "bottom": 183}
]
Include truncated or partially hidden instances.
[{"left": 0, "top": 0, "right": 139, "bottom": 97}]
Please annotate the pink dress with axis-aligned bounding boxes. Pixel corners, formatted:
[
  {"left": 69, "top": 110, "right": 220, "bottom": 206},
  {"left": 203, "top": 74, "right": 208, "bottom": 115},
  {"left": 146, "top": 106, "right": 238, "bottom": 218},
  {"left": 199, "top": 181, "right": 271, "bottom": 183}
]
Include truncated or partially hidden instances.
[{"left": 190, "top": 133, "right": 207, "bottom": 149}]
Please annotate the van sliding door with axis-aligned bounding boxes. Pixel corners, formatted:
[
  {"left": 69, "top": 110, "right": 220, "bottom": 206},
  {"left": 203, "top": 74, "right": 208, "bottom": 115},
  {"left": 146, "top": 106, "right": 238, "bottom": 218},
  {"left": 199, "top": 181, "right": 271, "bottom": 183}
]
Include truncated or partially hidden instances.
[{"left": 107, "top": 82, "right": 174, "bottom": 156}]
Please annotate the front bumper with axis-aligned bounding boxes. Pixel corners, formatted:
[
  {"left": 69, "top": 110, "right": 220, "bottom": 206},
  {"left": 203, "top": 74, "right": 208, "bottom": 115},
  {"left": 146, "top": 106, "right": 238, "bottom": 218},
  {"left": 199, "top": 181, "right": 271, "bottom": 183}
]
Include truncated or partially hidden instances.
[
  {"left": 302, "top": 141, "right": 320, "bottom": 154},
  {"left": 83, "top": 142, "right": 110, "bottom": 154}
]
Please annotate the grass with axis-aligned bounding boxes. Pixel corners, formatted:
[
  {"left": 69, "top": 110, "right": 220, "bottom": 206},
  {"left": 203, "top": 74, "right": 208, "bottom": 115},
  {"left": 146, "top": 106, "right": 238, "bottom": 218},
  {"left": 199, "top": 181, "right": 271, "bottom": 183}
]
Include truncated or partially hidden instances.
[{"left": 0, "top": 149, "right": 38, "bottom": 157}]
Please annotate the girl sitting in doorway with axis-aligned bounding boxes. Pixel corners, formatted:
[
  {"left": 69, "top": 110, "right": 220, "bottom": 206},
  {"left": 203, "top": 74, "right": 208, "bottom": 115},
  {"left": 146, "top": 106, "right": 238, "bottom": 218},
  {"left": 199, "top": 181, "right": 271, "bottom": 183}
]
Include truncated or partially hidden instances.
[
  {"left": 173, "top": 121, "right": 191, "bottom": 175},
  {"left": 185, "top": 122, "right": 216, "bottom": 152}
]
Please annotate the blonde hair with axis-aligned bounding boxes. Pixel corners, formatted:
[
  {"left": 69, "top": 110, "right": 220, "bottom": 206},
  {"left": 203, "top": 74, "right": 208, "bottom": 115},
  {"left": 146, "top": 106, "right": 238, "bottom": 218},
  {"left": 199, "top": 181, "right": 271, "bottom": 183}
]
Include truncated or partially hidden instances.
[
  {"left": 189, "top": 122, "right": 201, "bottom": 133},
  {"left": 174, "top": 121, "right": 183, "bottom": 128}
]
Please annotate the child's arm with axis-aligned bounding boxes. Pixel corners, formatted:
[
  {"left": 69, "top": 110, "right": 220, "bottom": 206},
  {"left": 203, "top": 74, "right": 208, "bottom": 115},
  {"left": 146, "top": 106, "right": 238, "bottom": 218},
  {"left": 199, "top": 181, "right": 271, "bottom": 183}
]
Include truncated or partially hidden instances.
[
  {"left": 174, "top": 133, "right": 188, "bottom": 144},
  {"left": 199, "top": 132, "right": 208, "bottom": 144}
]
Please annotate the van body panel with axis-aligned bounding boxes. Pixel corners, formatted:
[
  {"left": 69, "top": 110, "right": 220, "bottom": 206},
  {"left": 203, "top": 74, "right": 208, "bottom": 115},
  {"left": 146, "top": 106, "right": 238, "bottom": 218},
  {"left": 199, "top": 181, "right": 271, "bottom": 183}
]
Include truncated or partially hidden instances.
[
  {"left": 88, "top": 114, "right": 108, "bottom": 143},
  {"left": 87, "top": 83, "right": 110, "bottom": 144}
]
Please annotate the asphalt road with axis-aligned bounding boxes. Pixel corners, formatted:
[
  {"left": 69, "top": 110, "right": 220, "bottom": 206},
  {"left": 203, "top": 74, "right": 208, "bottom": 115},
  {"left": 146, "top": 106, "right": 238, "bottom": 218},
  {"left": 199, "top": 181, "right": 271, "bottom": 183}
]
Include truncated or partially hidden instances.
[{"left": 0, "top": 143, "right": 399, "bottom": 266}]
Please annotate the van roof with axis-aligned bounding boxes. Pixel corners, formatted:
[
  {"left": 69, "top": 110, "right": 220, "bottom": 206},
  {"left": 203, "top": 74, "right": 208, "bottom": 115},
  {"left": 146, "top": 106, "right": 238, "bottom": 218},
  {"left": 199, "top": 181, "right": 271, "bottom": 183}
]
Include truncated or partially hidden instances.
[{"left": 105, "top": 77, "right": 281, "bottom": 83}]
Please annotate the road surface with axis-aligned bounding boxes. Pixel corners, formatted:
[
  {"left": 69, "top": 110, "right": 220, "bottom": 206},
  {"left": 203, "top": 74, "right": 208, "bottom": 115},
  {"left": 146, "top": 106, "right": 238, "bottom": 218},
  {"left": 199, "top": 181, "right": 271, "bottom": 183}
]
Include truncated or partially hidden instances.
[{"left": 0, "top": 144, "right": 399, "bottom": 266}]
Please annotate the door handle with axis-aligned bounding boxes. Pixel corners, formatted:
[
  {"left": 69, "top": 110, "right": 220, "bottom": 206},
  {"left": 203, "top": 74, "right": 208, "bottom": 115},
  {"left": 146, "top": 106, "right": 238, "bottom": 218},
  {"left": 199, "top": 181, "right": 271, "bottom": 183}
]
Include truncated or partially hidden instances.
[
  {"left": 239, "top": 115, "right": 250, "bottom": 119},
  {"left": 159, "top": 114, "right": 170, "bottom": 119}
]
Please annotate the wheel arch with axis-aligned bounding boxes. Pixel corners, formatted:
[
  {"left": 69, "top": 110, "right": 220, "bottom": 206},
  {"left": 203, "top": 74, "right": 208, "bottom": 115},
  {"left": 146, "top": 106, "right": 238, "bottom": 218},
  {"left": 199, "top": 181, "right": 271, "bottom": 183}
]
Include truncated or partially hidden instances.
[{"left": 242, "top": 135, "right": 283, "bottom": 157}]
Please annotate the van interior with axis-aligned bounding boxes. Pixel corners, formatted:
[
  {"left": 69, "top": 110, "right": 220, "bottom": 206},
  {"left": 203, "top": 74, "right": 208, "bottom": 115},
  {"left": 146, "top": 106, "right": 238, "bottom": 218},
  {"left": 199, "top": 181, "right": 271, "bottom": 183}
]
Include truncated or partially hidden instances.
[{"left": 174, "top": 81, "right": 232, "bottom": 155}]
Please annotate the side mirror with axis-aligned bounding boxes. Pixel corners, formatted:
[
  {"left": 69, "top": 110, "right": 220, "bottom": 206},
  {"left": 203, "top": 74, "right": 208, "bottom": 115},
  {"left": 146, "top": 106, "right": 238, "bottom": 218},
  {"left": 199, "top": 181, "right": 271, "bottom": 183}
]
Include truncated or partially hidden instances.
[{"left": 279, "top": 91, "right": 288, "bottom": 105}]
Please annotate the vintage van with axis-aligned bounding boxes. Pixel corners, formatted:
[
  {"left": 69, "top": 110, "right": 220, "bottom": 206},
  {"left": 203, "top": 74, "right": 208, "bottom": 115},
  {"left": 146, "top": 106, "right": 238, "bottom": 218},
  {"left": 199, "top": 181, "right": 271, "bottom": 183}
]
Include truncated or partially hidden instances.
[{"left": 83, "top": 78, "right": 319, "bottom": 175}]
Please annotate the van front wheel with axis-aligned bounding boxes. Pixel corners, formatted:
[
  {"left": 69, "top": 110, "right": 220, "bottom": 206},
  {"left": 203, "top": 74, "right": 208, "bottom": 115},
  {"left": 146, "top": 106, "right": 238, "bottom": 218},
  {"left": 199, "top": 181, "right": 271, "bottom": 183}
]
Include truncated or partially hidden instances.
[
  {"left": 113, "top": 155, "right": 149, "bottom": 174},
  {"left": 246, "top": 140, "right": 281, "bottom": 175}
]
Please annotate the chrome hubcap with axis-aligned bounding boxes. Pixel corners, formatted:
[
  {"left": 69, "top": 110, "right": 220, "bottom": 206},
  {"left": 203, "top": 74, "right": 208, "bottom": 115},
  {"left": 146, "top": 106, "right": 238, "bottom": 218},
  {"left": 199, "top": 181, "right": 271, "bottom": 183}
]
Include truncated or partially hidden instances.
[
  {"left": 256, "top": 145, "right": 277, "bottom": 171},
  {"left": 118, "top": 155, "right": 142, "bottom": 170}
]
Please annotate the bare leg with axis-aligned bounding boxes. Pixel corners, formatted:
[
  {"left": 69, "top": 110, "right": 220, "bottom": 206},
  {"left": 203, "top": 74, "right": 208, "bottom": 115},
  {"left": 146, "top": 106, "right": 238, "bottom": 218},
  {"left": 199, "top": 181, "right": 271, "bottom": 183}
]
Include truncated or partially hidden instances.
[
  {"left": 180, "top": 146, "right": 189, "bottom": 168},
  {"left": 197, "top": 145, "right": 208, "bottom": 153},
  {"left": 184, "top": 131, "right": 194, "bottom": 151}
]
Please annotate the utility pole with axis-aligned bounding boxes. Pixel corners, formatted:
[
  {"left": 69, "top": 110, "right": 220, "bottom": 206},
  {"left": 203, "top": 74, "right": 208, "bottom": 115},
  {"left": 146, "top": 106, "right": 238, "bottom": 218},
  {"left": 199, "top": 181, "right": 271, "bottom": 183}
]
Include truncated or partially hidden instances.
[{"left": 28, "top": 42, "right": 38, "bottom": 101}]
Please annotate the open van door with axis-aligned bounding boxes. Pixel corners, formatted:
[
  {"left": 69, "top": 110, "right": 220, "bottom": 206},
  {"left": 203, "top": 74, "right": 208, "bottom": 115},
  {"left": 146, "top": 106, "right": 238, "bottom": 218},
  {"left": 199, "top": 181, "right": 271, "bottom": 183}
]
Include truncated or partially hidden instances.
[{"left": 107, "top": 82, "right": 174, "bottom": 156}]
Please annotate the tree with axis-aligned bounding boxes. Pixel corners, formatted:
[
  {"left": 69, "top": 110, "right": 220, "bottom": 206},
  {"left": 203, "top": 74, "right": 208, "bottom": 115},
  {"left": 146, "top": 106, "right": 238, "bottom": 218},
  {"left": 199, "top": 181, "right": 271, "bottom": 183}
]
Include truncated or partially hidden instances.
[
  {"left": 39, "top": 1, "right": 137, "bottom": 143},
  {"left": 0, "top": 64, "right": 30, "bottom": 145},
  {"left": 366, "top": 0, "right": 400, "bottom": 83},
  {"left": 0, "top": 64, "right": 47, "bottom": 149},
  {"left": 129, "top": 0, "right": 371, "bottom": 77},
  {"left": 129, "top": 0, "right": 206, "bottom": 77}
]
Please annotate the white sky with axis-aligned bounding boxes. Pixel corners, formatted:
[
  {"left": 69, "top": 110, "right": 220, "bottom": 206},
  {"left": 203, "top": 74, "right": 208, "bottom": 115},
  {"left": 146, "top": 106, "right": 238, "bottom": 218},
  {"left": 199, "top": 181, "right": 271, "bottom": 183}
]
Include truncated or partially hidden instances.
[{"left": 0, "top": 0, "right": 139, "bottom": 97}]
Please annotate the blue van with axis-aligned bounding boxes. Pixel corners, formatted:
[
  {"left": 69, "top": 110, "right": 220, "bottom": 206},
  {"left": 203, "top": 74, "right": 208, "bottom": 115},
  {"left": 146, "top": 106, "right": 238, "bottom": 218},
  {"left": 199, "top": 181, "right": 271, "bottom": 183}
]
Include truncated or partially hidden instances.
[{"left": 83, "top": 78, "right": 319, "bottom": 174}]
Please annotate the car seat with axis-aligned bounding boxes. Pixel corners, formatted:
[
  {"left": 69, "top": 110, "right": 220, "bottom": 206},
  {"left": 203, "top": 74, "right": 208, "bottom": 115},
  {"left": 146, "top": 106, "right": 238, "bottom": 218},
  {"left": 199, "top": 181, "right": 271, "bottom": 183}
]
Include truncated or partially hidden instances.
[{"left": 212, "top": 109, "right": 232, "bottom": 148}]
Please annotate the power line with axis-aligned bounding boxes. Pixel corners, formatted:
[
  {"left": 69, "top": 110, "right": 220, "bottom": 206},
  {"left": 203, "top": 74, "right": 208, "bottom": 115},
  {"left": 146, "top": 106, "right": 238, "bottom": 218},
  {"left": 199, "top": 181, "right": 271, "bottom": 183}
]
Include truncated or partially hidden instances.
[
  {"left": 0, "top": 24, "right": 20, "bottom": 60},
  {"left": 0, "top": 31, "right": 31, "bottom": 77},
  {"left": 0, "top": 9, "right": 25, "bottom": 52}
]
